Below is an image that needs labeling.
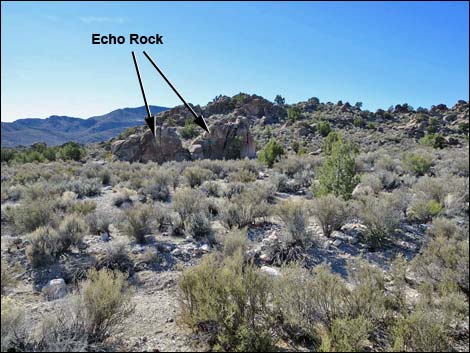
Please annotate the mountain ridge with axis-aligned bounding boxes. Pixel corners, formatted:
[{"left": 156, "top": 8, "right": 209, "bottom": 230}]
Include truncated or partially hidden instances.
[{"left": 1, "top": 105, "right": 168, "bottom": 147}]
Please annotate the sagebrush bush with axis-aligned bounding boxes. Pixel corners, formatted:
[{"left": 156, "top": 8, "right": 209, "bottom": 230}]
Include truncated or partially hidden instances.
[
  {"left": 65, "top": 178, "right": 101, "bottom": 198},
  {"left": 26, "top": 226, "right": 62, "bottom": 267},
  {"left": 86, "top": 210, "right": 112, "bottom": 235},
  {"left": 222, "top": 228, "right": 249, "bottom": 258},
  {"left": 391, "top": 308, "right": 450, "bottom": 352},
  {"left": 354, "top": 193, "right": 403, "bottom": 249},
  {"left": 311, "top": 195, "right": 348, "bottom": 238},
  {"left": 275, "top": 199, "right": 310, "bottom": 245},
  {"left": 179, "top": 252, "right": 275, "bottom": 351},
  {"left": 172, "top": 188, "right": 207, "bottom": 228},
  {"left": 183, "top": 166, "right": 213, "bottom": 188},
  {"left": 58, "top": 214, "right": 88, "bottom": 250},
  {"left": 144, "top": 170, "right": 172, "bottom": 201},
  {"left": 97, "top": 242, "right": 134, "bottom": 274},
  {"left": 201, "top": 180, "right": 221, "bottom": 197},
  {"left": 9, "top": 199, "right": 55, "bottom": 234},
  {"left": 120, "top": 204, "right": 155, "bottom": 243},
  {"left": 79, "top": 268, "right": 133, "bottom": 342},
  {"left": 186, "top": 211, "right": 213, "bottom": 241},
  {"left": 220, "top": 188, "right": 271, "bottom": 229},
  {"left": 112, "top": 189, "right": 132, "bottom": 207},
  {"left": 1, "top": 297, "right": 27, "bottom": 352}
]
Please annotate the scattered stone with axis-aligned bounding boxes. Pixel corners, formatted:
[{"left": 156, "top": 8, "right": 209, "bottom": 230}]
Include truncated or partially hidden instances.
[
  {"left": 171, "top": 248, "right": 182, "bottom": 257},
  {"left": 43, "top": 278, "right": 67, "bottom": 301},
  {"left": 332, "top": 239, "right": 342, "bottom": 247},
  {"left": 260, "top": 266, "right": 281, "bottom": 277}
]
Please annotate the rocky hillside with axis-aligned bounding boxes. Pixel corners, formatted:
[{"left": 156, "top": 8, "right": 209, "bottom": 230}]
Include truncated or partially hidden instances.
[
  {"left": 110, "top": 93, "right": 469, "bottom": 162},
  {"left": 1, "top": 105, "right": 168, "bottom": 147}
]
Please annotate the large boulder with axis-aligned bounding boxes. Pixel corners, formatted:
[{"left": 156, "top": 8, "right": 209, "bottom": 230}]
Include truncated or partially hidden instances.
[{"left": 112, "top": 117, "right": 256, "bottom": 163}]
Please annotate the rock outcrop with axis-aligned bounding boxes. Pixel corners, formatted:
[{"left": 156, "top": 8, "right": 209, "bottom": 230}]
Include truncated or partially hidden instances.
[{"left": 111, "top": 117, "right": 256, "bottom": 163}]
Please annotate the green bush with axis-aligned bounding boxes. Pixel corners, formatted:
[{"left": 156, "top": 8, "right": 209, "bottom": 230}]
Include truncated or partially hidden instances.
[
  {"left": 403, "top": 153, "right": 433, "bottom": 176},
  {"left": 353, "top": 117, "right": 365, "bottom": 128},
  {"left": 180, "top": 119, "right": 199, "bottom": 139},
  {"left": 222, "top": 228, "right": 248, "bottom": 258},
  {"left": 179, "top": 252, "right": 275, "bottom": 352},
  {"left": 311, "top": 195, "right": 348, "bottom": 238},
  {"left": 258, "top": 139, "right": 285, "bottom": 167},
  {"left": 287, "top": 107, "right": 302, "bottom": 121},
  {"left": 391, "top": 309, "right": 450, "bottom": 352},
  {"left": 316, "top": 137, "right": 359, "bottom": 200},
  {"left": 1, "top": 297, "right": 27, "bottom": 352},
  {"left": 317, "top": 121, "right": 332, "bottom": 137},
  {"left": 172, "top": 188, "right": 207, "bottom": 228},
  {"left": 319, "top": 316, "right": 371, "bottom": 352},
  {"left": 419, "top": 133, "right": 446, "bottom": 149}
]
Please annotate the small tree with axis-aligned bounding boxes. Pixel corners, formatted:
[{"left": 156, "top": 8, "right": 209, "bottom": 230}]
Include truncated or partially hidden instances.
[
  {"left": 274, "top": 95, "right": 285, "bottom": 106},
  {"left": 258, "top": 139, "right": 285, "bottom": 167},
  {"left": 316, "top": 137, "right": 359, "bottom": 200}
]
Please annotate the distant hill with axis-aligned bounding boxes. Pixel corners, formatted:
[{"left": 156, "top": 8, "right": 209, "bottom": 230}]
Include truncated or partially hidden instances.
[{"left": 1, "top": 105, "right": 168, "bottom": 147}]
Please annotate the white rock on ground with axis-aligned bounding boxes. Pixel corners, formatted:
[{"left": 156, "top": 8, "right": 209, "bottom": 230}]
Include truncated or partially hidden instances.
[
  {"left": 42, "top": 278, "right": 67, "bottom": 301},
  {"left": 260, "top": 266, "right": 281, "bottom": 277}
]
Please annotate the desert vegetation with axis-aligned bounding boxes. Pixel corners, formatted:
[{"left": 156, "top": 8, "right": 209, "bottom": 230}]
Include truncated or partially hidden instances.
[{"left": 1, "top": 94, "right": 468, "bottom": 352}]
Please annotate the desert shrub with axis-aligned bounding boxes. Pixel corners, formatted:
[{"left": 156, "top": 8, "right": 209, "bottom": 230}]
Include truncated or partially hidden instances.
[
  {"left": 58, "top": 214, "right": 88, "bottom": 250},
  {"left": 120, "top": 204, "right": 155, "bottom": 243},
  {"left": 408, "top": 197, "right": 444, "bottom": 223},
  {"left": 180, "top": 118, "right": 199, "bottom": 139},
  {"left": 346, "top": 259, "right": 387, "bottom": 323},
  {"left": 412, "top": 236, "right": 469, "bottom": 294},
  {"left": 275, "top": 199, "right": 310, "bottom": 245},
  {"left": 353, "top": 116, "right": 365, "bottom": 128},
  {"left": 403, "top": 152, "right": 433, "bottom": 176},
  {"left": 323, "top": 131, "right": 341, "bottom": 155},
  {"left": 8, "top": 199, "right": 55, "bottom": 234},
  {"left": 1, "top": 261, "right": 18, "bottom": 294},
  {"left": 311, "top": 195, "right": 348, "bottom": 238},
  {"left": 317, "top": 121, "right": 332, "bottom": 137},
  {"left": 316, "top": 137, "right": 359, "bottom": 200},
  {"left": 420, "top": 133, "right": 446, "bottom": 149},
  {"left": 26, "top": 226, "right": 62, "bottom": 267},
  {"left": 223, "top": 182, "right": 246, "bottom": 199},
  {"left": 144, "top": 169, "right": 174, "bottom": 201},
  {"left": 391, "top": 308, "right": 450, "bottom": 352},
  {"left": 34, "top": 306, "right": 88, "bottom": 352},
  {"left": 78, "top": 268, "right": 133, "bottom": 342},
  {"left": 287, "top": 106, "right": 301, "bottom": 121},
  {"left": 179, "top": 252, "right": 275, "bottom": 351},
  {"left": 69, "top": 200, "right": 97, "bottom": 215},
  {"left": 183, "top": 166, "right": 213, "bottom": 188},
  {"left": 172, "top": 188, "right": 207, "bottom": 228},
  {"left": 275, "top": 264, "right": 348, "bottom": 331},
  {"left": 227, "top": 168, "right": 257, "bottom": 183},
  {"left": 112, "top": 189, "right": 133, "bottom": 208},
  {"left": 201, "top": 180, "right": 221, "bottom": 197},
  {"left": 258, "top": 139, "right": 285, "bottom": 167},
  {"left": 413, "top": 176, "right": 448, "bottom": 204},
  {"left": 66, "top": 178, "right": 101, "bottom": 198},
  {"left": 86, "top": 210, "right": 112, "bottom": 235},
  {"left": 222, "top": 228, "right": 248, "bottom": 258},
  {"left": 354, "top": 193, "right": 403, "bottom": 249},
  {"left": 319, "top": 316, "right": 371, "bottom": 352},
  {"left": 1, "top": 297, "right": 27, "bottom": 352},
  {"left": 59, "top": 142, "right": 84, "bottom": 161},
  {"left": 186, "top": 211, "right": 213, "bottom": 241},
  {"left": 426, "top": 217, "right": 460, "bottom": 239},
  {"left": 220, "top": 188, "right": 271, "bottom": 229},
  {"left": 274, "top": 155, "right": 306, "bottom": 178},
  {"left": 97, "top": 242, "right": 133, "bottom": 274},
  {"left": 359, "top": 173, "right": 383, "bottom": 194}
]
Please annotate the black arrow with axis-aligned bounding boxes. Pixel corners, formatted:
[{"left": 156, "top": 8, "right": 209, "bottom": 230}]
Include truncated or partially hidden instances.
[
  {"left": 131, "top": 51, "right": 157, "bottom": 136},
  {"left": 143, "top": 50, "right": 209, "bottom": 133}
]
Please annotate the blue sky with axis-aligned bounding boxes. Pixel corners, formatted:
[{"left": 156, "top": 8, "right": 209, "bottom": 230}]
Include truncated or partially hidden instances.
[{"left": 1, "top": 1, "right": 469, "bottom": 122}]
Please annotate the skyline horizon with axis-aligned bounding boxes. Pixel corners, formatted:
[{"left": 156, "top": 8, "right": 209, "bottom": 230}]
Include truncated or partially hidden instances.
[{"left": 2, "top": 1, "right": 469, "bottom": 122}]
